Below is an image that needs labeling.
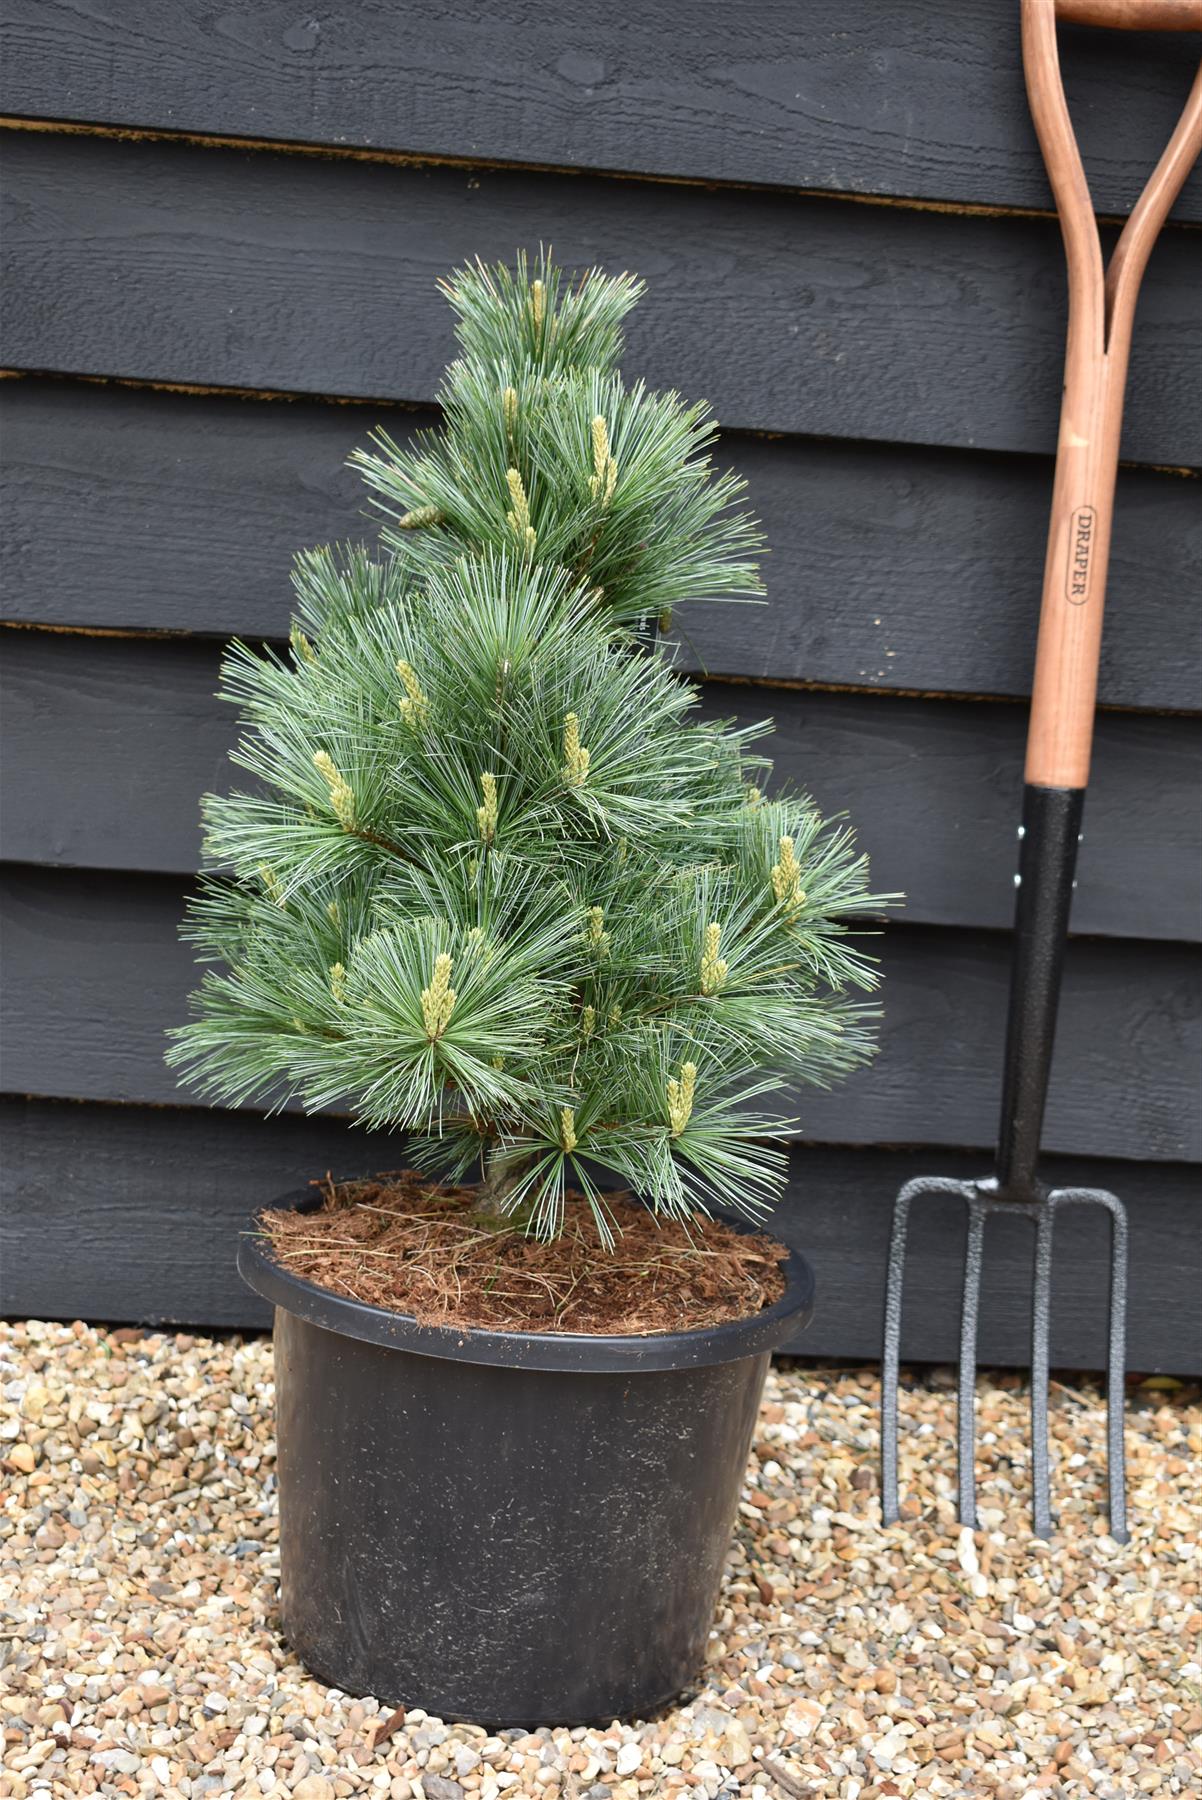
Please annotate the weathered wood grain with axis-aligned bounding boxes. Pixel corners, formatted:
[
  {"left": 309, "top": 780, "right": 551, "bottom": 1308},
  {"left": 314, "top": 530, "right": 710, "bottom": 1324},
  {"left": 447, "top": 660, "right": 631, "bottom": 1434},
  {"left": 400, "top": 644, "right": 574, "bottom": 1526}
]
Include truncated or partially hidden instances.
[
  {"left": 3, "top": 1098, "right": 1198, "bottom": 1370},
  {"left": 2, "top": 131, "right": 1199, "bottom": 464},
  {"left": 3, "top": 379, "right": 1199, "bottom": 708},
  {"left": 4, "top": 626, "right": 1200, "bottom": 942},
  {"left": 1, "top": 866, "right": 1196, "bottom": 1161},
  {"left": 1, "top": 2, "right": 1199, "bottom": 220}
]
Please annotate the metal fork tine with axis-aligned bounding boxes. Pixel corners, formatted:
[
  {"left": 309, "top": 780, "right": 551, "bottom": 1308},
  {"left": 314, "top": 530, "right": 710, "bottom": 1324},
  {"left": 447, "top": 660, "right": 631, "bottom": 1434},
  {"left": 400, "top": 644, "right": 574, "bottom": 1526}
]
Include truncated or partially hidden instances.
[
  {"left": 1030, "top": 1201, "right": 1056, "bottom": 1538},
  {"left": 1050, "top": 1187, "right": 1129, "bottom": 1543},
  {"left": 957, "top": 1194, "right": 986, "bottom": 1530},
  {"left": 1105, "top": 1196, "right": 1130, "bottom": 1545},
  {"left": 883, "top": 1177, "right": 980, "bottom": 1526},
  {"left": 880, "top": 1180, "right": 916, "bottom": 1525},
  {"left": 883, "top": 1180, "right": 1129, "bottom": 1542}
]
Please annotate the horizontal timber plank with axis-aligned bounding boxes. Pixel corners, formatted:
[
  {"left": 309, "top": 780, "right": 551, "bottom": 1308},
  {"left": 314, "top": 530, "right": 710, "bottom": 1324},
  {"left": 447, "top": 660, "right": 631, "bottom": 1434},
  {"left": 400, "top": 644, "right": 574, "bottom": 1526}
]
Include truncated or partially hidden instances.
[
  {"left": 2, "top": 130, "right": 1199, "bottom": 465},
  {"left": 1, "top": 2, "right": 1200, "bottom": 221},
  {"left": 2, "top": 1097, "right": 1198, "bottom": 1371},
  {"left": 1, "top": 865, "right": 1197, "bottom": 1162},
  {"left": 3, "top": 626, "right": 1200, "bottom": 942},
  {"left": 2, "top": 379, "right": 1199, "bottom": 709}
]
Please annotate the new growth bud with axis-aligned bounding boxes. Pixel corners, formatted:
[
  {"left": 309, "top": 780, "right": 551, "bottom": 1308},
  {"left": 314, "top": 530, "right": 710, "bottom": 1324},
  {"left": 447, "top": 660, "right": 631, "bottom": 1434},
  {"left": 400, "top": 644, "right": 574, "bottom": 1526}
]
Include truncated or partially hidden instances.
[
  {"left": 396, "top": 504, "right": 446, "bottom": 529},
  {"left": 313, "top": 751, "right": 356, "bottom": 829},
  {"left": 476, "top": 772, "right": 499, "bottom": 844},
  {"left": 589, "top": 415, "right": 618, "bottom": 508},
  {"left": 329, "top": 962, "right": 347, "bottom": 1002},
  {"left": 420, "top": 953, "right": 456, "bottom": 1039},
  {"left": 561, "top": 712, "right": 590, "bottom": 787},
  {"left": 584, "top": 905, "right": 611, "bottom": 958},
  {"left": 290, "top": 626, "right": 317, "bottom": 665},
  {"left": 396, "top": 660, "right": 431, "bottom": 728},
  {"left": 559, "top": 1106, "right": 577, "bottom": 1154},
  {"left": 258, "top": 865, "right": 287, "bottom": 908},
  {"left": 771, "top": 836, "right": 806, "bottom": 914},
  {"left": 505, "top": 467, "right": 537, "bottom": 554},
  {"left": 699, "top": 921, "right": 728, "bottom": 995},
  {"left": 667, "top": 1062, "right": 697, "bottom": 1137}
]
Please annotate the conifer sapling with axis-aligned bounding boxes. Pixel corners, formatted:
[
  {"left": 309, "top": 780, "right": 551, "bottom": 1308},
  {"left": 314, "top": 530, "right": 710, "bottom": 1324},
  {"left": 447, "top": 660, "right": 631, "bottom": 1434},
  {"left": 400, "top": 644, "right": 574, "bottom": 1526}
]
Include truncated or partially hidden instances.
[{"left": 170, "top": 252, "right": 884, "bottom": 1246}]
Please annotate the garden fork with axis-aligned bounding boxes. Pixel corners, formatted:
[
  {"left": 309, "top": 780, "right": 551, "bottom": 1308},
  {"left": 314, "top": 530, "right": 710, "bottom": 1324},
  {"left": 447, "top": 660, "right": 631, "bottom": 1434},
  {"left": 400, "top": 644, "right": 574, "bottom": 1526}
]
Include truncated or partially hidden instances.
[{"left": 881, "top": 0, "right": 1202, "bottom": 1545}]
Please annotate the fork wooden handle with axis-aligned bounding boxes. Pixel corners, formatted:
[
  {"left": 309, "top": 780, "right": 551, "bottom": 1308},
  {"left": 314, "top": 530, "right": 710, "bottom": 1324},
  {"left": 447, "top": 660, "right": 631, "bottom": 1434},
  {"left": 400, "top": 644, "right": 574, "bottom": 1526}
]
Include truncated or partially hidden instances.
[
  {"left": 1022, "top": 0, "right": 1202, "bottom": 788},
  {"left": 1056, "top": 1, "right": 1201, "bottom": 27}
]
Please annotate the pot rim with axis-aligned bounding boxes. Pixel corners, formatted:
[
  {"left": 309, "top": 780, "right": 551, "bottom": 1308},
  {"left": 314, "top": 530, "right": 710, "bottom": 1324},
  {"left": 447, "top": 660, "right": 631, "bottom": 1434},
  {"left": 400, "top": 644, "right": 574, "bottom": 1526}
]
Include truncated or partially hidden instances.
[{"left": 238, "top": 1188, "right": 814, "bottom": 1373}]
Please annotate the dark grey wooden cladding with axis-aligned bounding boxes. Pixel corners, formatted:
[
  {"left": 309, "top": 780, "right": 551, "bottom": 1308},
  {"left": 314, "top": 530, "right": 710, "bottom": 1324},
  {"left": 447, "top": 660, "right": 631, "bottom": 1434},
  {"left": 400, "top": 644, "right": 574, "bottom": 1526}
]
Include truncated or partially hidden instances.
[
  {"left": 2, "top": 865, "right": 1198, "bottom": 1162},
  {"left": 4, "top": 1098, "right": 1198, "bottom": 1373},
  {"left": 2, "top": 2, "right": 1200, "bottom": 221},
  {"left": 3, "top": 131, "right": 1200, "bottom": 466},
  {"left": 2, "top": 19, "right": 1200, "bottom": 1370},
  {"left": 4, "top": 626, "right": 1201, "bottom": 943},
  {"left": 3, "top": 379, "right": 1199, "bottom": 710}
]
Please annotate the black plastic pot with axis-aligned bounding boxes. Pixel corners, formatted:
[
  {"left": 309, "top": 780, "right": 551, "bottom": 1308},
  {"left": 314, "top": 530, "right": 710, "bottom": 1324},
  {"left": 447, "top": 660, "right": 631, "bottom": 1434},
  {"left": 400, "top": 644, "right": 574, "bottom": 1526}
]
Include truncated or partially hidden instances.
[{"left": 239, "top": 1190, "right": 814, "bottom": 1726}]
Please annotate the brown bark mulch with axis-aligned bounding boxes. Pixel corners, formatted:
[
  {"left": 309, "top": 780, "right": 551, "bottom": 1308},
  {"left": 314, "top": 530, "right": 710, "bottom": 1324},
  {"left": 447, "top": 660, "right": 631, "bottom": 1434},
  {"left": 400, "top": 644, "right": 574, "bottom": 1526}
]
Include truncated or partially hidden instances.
[{"left": 258, "top": 1170, "right": 788, "bottom": 1336}]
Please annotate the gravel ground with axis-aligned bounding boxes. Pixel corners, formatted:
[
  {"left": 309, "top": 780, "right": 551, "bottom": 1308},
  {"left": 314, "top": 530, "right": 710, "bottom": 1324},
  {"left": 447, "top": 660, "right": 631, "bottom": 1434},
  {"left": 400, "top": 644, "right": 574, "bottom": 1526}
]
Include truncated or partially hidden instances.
[{"left": 2, "top": 1320, "right": 1199, "bottom": 1800}]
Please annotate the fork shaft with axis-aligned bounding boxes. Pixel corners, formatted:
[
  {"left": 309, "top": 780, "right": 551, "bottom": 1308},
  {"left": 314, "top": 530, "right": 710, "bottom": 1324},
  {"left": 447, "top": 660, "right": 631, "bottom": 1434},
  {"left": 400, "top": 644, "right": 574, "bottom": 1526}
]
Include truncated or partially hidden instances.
[{"left": 996, "top": 785, "right": 1083, "bottom": 1197}]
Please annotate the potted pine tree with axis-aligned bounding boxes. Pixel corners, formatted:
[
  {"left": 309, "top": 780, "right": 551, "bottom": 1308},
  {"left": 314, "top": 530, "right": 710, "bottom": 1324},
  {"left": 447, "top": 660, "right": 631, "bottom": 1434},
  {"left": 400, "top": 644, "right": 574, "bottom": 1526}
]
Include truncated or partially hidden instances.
[{"left": 170, "top": 254, "right": 882, "bottom": 1726}]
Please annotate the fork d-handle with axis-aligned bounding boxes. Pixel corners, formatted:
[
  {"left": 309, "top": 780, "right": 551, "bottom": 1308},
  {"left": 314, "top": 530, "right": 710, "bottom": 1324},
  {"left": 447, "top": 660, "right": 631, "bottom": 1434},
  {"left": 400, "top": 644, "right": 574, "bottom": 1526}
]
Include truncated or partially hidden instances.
[
  {"left": 1056, "top": 0, "right": 1200, "bottom": 23},
  {"left": 998, "top": 2, "right": 1202, "bottom": 1191}
]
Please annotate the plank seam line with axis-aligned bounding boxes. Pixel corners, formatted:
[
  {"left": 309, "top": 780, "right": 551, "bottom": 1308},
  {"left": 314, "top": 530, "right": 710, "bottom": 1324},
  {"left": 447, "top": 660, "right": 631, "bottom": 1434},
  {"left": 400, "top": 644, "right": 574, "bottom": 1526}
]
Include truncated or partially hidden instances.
[
  {"left": 3, "top": 853, "right": 1194, "bottom": 946},
  {"left": 0, "top": 1086, "right": 1191, "bottom": 1168},
  {"left": 4, "top": 856, "right": 1199, "bottom": 954},
  {"left": 0, "top": 111, "right": 1127, "bottom": 227},
  {"left": 0, "top": 1094, "right": 1180, "bottom": 1166},
  {"left": 2, "top": 618, "right": 1198, "bottom": 720},
  {"left": 3, "top": 368, "right": 1198, "bottom": 481},
  {"left": 0, "top": 365, "right": 423, "bottom": 414},
  {"left": 6, "top": 1080, "right": 1201, "bottom": 1167},
  {"left": 7, "top": 111, "right": 1201, "bottom": 231}
]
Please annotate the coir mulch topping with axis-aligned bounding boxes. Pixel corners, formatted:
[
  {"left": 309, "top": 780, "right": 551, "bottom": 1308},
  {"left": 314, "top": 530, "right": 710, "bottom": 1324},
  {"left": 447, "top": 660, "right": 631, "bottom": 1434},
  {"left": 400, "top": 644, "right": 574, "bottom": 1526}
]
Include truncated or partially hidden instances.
[{"left": 258, "top": 1170, "right": 788, "bottom": 1336}]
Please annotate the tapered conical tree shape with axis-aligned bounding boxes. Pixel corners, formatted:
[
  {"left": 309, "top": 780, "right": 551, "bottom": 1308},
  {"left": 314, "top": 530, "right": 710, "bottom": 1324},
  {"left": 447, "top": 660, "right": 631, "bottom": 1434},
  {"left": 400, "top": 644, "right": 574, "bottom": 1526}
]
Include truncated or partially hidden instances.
[{"left": 170, "top": 252, "right": 883, "bottom": 1241}]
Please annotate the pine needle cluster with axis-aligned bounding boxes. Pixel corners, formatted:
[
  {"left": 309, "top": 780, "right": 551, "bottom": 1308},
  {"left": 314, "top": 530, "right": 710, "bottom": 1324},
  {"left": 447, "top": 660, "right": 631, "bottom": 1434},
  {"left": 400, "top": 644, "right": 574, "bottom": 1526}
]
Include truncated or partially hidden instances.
[{"left": 170, "top": 251, "right": 886, "bottom": 1243}]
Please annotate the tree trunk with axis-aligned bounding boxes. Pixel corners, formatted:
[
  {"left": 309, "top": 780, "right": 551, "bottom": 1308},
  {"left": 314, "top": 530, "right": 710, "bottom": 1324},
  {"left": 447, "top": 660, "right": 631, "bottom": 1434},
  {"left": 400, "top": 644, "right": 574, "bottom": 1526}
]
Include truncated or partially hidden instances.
[{"left": 474, "top": 1147, "right": 534, "bottom": 1222}]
